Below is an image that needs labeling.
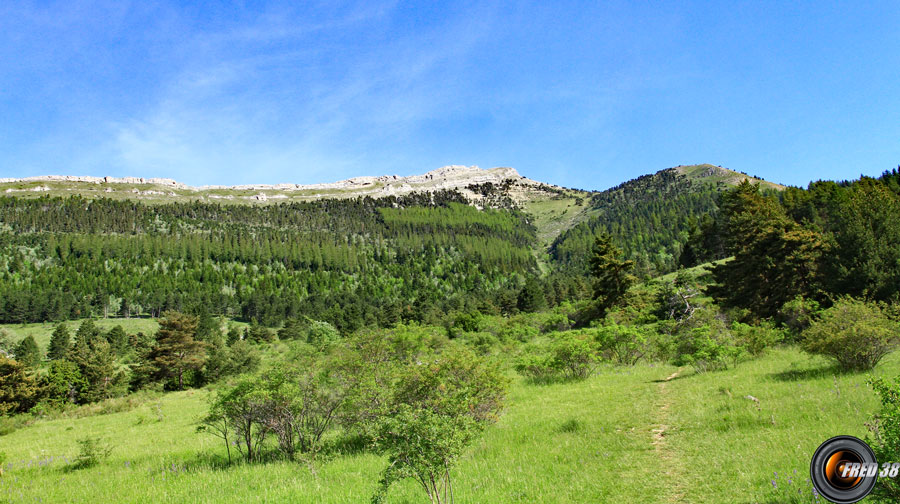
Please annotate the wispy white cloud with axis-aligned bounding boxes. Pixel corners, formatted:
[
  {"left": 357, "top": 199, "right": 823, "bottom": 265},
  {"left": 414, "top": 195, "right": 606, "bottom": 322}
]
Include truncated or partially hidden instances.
[{"left": 106, "top": 1, "right": 498, "bottom": 184}]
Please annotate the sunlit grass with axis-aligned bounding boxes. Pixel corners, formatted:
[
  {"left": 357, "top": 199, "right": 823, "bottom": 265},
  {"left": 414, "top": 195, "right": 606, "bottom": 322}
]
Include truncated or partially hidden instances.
[{"left": 2, "top": 347, "right": 897, "bottom": 502}]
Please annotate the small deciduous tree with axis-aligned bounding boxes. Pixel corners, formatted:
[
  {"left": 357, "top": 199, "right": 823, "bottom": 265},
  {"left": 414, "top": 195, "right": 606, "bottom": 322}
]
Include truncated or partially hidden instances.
[
  {"left": 372, "top": 348, "right": 507, "bottom": 504},
  {"left": 199, "top": 379, "right": 269, "bottom": 462}
]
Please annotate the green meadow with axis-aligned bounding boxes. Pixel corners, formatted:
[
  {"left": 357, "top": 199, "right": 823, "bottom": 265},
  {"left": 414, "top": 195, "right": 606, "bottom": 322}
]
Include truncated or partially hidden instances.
[{"left": 2, "top": 347, "right": 892, "bottom": 503}]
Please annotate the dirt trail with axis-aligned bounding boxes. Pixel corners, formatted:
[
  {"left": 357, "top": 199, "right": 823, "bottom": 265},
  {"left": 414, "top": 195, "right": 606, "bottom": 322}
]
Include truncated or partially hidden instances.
[{"left": 653, "top": 370, "right": 686, "bottom": 503}]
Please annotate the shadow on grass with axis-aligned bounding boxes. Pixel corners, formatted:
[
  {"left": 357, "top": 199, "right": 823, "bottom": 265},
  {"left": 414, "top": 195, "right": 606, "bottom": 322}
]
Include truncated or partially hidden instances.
[
  {"left": 522, "top": 375, "right": 592, "bottom": 386},
  {"left": 770, "top": 364, "right": 847, "bottom": 382},
  {"left": 60, "top": 461, "right": 94, "bottom": 473},
  {"left": 319, "top": 433, "right": 372, "bottom": 458},
  {"left": 180, "top": 436, "right": 377, "bottom": 473}
]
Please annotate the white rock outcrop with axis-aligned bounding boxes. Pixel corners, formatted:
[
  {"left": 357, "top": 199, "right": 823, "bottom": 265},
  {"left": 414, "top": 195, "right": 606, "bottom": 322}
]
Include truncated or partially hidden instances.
[{"left": 0, "top": 166, "right": 549, "bottom": 202}]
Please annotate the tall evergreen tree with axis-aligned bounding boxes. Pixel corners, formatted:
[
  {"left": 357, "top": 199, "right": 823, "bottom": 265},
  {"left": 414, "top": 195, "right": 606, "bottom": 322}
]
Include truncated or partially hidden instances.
[
  {"left": 47, "top": 323, "right": 71, "bottom": 360},
  {"left": 41, "top": 360, "right": 86, "bottom": 406},
  {"left": 827, "top": 179, "right": 900, "bottom": 301},
  {"left": 708, "top": 181, "right": 826, "bottom": 319},
  {"left": 69, "top": 337, "right": 124, "bottom": 403},
  {"left": 105, "top": 325, "right": 128, "bottom": 356},
  {"left": 149, "top": 311, "right": 207, "bottom": 390},
  {"left": 589, "top": 233, "right": 635, "bottom": 317},
  {"left": 13, "top": 336, "right": 41, "bottom": 368},
  {"left": 517, "top": 277, "right": 547, "bottom": 313},
  {"left": 74, "top": 319, "right": 102, "bottom": 349}
]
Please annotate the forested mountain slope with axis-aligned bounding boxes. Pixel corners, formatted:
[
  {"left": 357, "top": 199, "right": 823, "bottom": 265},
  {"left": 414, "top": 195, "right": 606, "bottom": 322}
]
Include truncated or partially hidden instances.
[
  {"left": 0, "top": 163, "right": 789, "bottom": 323},
  {"left": 0, "top": 192, "right": 539, "bottom": 329},
  {"left": 549, "top": 164, "right": 781, "bottom": 276}
]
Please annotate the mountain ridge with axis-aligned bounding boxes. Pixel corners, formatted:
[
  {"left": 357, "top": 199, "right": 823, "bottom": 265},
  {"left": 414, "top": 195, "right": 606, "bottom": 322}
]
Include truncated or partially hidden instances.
[{"left": 0, "top": 163, "right": 781, "bottom": 200}]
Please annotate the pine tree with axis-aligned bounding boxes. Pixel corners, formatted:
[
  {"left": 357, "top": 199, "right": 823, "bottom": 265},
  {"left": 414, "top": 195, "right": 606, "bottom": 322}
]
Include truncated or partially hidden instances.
[
  {"left": 589, "top": 233, "right": 635, "bottom": 317},
  {"left": 0, "top": 355, "right": 39, "bottom": 415},
  {"left": 105, "top": 325, "right": 128, "bottom": 356},
  {"left": 517, "top": 277, "right": 547, "bottom": 313},
  {"left": 74, "top": 319, "right": 101, "bottom": 348},
  {"left": 48, "top": 323, "right": 71, "bottom": 360},
  {"left": 13, "top": 336, "right": 41, "bottom": 368},
  {"left": 70, "top": 337, "right": 124, "bottom": 403},
  {"left": 42, "top": 359, "right": 86, "bottom": 406},
  {"left": 708, "top": 181, "right": 827, "bottom": 319},
  {"left": 149, "top": 311, "right": 207, "bottom": 390}
]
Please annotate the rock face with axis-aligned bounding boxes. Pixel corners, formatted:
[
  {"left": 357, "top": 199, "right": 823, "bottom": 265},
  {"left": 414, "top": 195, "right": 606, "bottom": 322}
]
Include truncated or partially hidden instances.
[
  {"left": 0, "top": 175, "right": 187, "bottom": 188},
  {"left": 0, "top": 166, "right": 545, "bottom": 202}
]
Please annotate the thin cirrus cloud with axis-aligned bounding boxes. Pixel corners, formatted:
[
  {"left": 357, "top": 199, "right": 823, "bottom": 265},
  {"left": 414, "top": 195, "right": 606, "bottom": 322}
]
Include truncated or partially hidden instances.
[{"left": 105, "top": 2, "right": 498, "bottom": 186}]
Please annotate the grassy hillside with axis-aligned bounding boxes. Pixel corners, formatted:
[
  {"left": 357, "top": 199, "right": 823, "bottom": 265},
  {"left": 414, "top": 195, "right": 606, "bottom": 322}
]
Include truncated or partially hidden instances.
[
  {"left": 1, "top": 347, "right": 891, "bottom": 503},
  {"left": 0, "top": 319, "right": 161, "bottom": 355}
]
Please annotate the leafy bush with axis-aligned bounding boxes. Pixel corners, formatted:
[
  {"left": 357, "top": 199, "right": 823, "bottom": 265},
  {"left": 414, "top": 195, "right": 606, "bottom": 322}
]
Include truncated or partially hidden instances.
[
  {"left": 306, "top": 321, "right": 340, "bottom": 349},
  {"left": 866, "top": 375, "right": 900, "bottom": 500},
  {"left": 541, "top": 313, "right": 571, "bottom": 333},
  {"left": 514, "top": 348, "right": 556, "bottom": 382},
  {"left": 493, "top": 322, "right": 538, "bottom": 343},
  {"left": 777, "top": 296, "right": 821, "bottom": 340},
  {"left": 731, "top": 321, "right": 784, "bottom": 356},
  {"left": 72, "top": 436, "right": 113, "bottom": 468},
  {"left": 548, "top": 334, "right": 598, "bottom": 379},
  {"left": 515, "top": 334, "right": 598, "bottom": 381},
  {"left": 802, "top": 298, "right": 900, "bottom": 371},
  {"left": 673, "top": 314, "right": 743, "bottom": 373},
  {"left": 464, "top": 332, "right": 498, "bottom": 355},
  {"left": 447, "top": 311, "right": 482, "bottom": 338},
  {"left": 593, "top": 323, "right": 652, "bottom": 365}
]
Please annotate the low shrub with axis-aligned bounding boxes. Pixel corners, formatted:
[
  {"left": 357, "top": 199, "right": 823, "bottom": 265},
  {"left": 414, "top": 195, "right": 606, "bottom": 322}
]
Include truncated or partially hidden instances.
[
  {"left": 731, "top": 321, "right": 784, "bottom": 356},
  {"left": 674, "top": 322, "right": 743, "bottom": 373},
  {"left": 593, "top": 323, "right": 652, "bottom": 365},
  {"left": 72, "top": 436, "right": 113, "bottom": 469},
  {"left": 547, "top": 334, "right": 597, "bottom": 380},
  {"left": 514, "top": 348, "right": 556, "bottom": 382},
  {"left": 802, "top": 298, "right": 900, "bottom": 371},
  {"left": 515, "top": 334, "right": 597, "bottom": 381},
  {"left": 494, "top": 323, "right": 538, "bottom": 343},
  {"left": 541, "top": 313, "right": 571, "bottom": 333}
]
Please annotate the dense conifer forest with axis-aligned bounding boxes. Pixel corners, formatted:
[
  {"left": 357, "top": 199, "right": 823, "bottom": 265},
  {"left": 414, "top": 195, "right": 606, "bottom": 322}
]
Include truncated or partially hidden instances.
[{"left": 0, "top": 192, "right": 545, "bottom": 329}]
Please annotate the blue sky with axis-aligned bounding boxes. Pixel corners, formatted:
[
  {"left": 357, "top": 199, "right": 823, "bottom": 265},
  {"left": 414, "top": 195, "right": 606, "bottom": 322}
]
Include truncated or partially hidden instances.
[{"left": 1, "top": 1, "right": 898, "bottom": 190}]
